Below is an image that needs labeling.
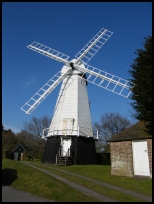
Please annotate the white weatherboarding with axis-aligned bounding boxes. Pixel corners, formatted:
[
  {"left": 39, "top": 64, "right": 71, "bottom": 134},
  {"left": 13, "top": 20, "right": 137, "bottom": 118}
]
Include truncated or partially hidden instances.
[{"left": 21, "top": 28, "right": 132, "bottom": 140}]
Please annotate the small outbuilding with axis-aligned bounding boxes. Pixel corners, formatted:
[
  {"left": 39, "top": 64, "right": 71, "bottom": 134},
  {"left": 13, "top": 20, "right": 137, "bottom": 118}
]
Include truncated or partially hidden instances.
[
  {"left": 12, "top": 144, "right": 27, "bottom": 161},
  {"left": 108, "top": 121, "right": 152, "bottom": 178}
]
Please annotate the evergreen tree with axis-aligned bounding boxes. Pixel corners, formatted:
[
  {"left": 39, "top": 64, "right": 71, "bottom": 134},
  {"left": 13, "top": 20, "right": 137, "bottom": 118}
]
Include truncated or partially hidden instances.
[
  {"left": 2, "top": 129, "right": 17, "bottom": 157},
  {"left": 129, "top": 36, "right": 152, "bottom": 134}
]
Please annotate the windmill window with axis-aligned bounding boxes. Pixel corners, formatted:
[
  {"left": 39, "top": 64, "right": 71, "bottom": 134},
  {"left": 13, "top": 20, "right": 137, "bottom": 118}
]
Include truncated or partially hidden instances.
[
  {"left": 81, "top": 80, "right": 85, "bottom": 85},
  {"left": 62, "top": 118, "right": 74, "bottom": 134}
]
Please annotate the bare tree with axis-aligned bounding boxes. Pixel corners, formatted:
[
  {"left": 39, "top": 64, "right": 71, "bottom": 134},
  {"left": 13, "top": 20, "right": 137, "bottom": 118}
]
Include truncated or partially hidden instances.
[
  {"left": 94, "top": 112, "right": 132, "bottom": 152},
  {"left": 22, "top": 115, "right": 51, "bottom": 158}
]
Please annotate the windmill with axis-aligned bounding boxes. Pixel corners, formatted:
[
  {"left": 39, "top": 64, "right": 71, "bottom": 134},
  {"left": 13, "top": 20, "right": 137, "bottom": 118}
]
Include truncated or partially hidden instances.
[{"left": 21, "top": 28, "right": 132, "bottom": 165}]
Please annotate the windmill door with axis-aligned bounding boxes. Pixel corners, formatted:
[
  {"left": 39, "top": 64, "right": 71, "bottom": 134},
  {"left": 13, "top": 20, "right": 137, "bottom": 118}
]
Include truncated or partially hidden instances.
[
  {"left": 62, "top": 118, "right": 74, "bottom": 135},
  {"left": 132, "top": 140, "right": 150, "bottom": 176},
  {"left": 62, "top": 138, "right": 71, "bottom": 156}
]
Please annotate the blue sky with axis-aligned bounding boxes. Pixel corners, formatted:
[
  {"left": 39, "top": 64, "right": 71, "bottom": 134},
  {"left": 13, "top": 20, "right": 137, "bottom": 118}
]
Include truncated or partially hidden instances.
[{"left": 2, "top": 2, "right": 152, "bottom": 133}]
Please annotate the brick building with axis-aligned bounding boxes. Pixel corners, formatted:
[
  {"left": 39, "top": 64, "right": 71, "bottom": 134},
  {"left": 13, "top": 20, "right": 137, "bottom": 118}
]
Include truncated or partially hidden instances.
[{"left": 108, "top": 122, "right": 152, "bottom": 178}]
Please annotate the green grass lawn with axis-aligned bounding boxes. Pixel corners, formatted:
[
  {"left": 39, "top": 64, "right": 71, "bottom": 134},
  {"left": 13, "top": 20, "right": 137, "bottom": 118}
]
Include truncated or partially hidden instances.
[
  {"left": 49, "top": 163, "right": 152, "bottom": 196},
  {"left": 28, "top": 162, "right": 152, "bottom": 202},
  {"left": 2, "top": 158, "right": 152, "bottom": 202}
]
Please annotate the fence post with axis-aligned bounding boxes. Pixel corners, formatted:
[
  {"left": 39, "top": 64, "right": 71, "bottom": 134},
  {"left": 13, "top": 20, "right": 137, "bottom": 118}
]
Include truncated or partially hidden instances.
[{"left": 97, "top": 129, "right": 99, "bottom": 139}]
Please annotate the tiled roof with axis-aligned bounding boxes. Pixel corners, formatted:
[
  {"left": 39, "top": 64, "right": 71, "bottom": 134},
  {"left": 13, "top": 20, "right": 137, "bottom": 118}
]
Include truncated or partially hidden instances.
[{"left": 108, "top": 121, "right": 152, "bottom": 142}]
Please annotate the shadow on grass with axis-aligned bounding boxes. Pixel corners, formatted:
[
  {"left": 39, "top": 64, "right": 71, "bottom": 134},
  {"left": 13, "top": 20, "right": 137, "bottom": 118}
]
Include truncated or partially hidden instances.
[
  {"left": 2, "top": 168, "right": 18, "bottom": 186},
  {"left": 133, "top": 175, "right": 151, "bottom": 180}
]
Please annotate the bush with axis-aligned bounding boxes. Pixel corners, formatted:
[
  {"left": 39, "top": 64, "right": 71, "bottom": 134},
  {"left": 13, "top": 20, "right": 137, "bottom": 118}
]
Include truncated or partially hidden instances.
[{"left": 97, "top": 153, "right": 111, "bottom": 165}]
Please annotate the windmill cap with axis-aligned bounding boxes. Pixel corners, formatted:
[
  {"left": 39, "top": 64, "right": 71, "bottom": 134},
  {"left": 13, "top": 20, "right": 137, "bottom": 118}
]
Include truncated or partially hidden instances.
[{"left": 61, "top": 59, "right": 85, "bottom": 75}]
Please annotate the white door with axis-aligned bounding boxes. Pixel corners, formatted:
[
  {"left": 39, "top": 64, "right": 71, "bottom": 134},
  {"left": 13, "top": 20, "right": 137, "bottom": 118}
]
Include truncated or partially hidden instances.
[
  {"left": 132, "top": 140, "right": 150, "bottom": 176},
  {"left": 62, "top": 139, "right": 71, "bottom": 156}
]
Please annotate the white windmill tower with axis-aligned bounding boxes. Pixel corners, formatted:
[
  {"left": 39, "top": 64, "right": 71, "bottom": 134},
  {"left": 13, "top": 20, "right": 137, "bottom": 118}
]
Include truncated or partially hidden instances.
[{"left": 21, "top": 28, "right": 132, "bottom": 165}]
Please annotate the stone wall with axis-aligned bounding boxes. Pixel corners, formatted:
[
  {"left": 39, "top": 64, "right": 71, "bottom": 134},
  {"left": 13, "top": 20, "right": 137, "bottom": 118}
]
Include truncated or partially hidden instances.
[
  {"left": 110, "top": 141, "right": 134, "bottom": 177},
  {"left": 147, "top": 139, "right": 152, "bottom": 177}
]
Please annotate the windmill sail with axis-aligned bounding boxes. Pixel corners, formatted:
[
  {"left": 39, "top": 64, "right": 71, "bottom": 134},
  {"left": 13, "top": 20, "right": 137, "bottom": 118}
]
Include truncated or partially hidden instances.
[
  {"left": 74, "top": 63, "right": 132, "bottom": 98},
  {"left": 27, "top": 41, "right": 70, "bottom": 64},
  {"left": 75, "top": 28, "right": 113, "bottom": 65},
  {"left": 21, "top": 27, "right": 132, "bottom": 117},
  {"left": 21, "top": 69, "right": 71, "bottom": 114}
]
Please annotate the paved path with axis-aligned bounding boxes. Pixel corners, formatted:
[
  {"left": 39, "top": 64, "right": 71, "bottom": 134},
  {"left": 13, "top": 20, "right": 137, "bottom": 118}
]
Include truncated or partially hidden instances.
[
  {"left": 34, "top": 163, "right": 152, "bottom": 202},
  {"left": 2, "top": 185, "right": 54, "bottom": 202}
]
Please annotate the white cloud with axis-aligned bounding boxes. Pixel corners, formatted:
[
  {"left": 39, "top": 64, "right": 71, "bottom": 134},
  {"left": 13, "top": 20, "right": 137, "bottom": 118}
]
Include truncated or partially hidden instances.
[
  {"left": 23, "top": 76, "right": 37, "bottom": 86},
  {"left": 4, "top": 124, "right": 21, "bottom": 133}
]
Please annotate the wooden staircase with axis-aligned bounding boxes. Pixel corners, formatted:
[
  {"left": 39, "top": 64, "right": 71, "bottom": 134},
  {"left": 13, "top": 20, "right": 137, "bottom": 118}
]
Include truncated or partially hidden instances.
[
  {"left": 56, "top": 147, "right": 73, "bottom": 166},
  {"left": 57, "top": 156, "right": 73, "bottom": 166}
]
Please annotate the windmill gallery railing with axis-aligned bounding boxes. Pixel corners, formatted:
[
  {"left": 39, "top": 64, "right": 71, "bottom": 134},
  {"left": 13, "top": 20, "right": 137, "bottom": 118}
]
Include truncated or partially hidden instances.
[{"left": 42, "top": 126, "right": 99, "bottom": 139}]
